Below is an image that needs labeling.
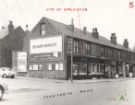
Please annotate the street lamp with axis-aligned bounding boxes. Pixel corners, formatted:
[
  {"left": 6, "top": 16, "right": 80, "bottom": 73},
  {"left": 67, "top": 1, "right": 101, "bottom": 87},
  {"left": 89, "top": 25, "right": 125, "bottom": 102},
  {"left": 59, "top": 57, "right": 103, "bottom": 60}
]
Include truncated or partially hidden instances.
[{"left": 71, "top": 18, "right": 74, "bottom": 83}]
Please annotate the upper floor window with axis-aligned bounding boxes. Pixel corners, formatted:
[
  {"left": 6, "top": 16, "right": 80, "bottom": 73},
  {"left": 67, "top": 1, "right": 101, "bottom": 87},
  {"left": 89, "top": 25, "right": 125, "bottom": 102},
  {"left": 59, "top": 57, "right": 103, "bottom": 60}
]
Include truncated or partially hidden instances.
[
  {"left": 86, "top": 42, "right": 91, "bottom": 55},
  {"left": 91, "top": 44, "right": 97, "bottom": 56},
  {"left": 118, "top": 51, "right": 121, "bottom": 60},
  {"left": 109, "top": 49, "right": 113, "bottom": 58},
  {"left": 40, "top": 22, "right": 46, "bottom": 36},
  {"left": 101, "top": 47, "right": 105, "bottom": 57},
  {"left": 73, "top": 40, "right": 79, "bottom": 55}
]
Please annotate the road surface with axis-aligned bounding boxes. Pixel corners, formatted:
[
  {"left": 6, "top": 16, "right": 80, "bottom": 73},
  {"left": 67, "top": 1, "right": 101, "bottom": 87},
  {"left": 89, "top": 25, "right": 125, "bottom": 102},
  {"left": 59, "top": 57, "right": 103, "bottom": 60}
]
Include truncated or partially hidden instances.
[{"left": 0, "top": 77, "right": 135, "bottom": 105}]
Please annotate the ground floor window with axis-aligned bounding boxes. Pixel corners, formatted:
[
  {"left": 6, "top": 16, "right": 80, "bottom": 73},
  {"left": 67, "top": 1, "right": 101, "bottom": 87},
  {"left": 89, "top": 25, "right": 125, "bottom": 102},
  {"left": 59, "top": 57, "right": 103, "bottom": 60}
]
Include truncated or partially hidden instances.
[
  {"left": 88, "top": 63, "right": 104, "bottom": 75},
  {"left": 88, "top": 64, "right": 91, "bottom": 75},
  {"left": 72, "top": 62, "right": 106, "bottom": 76},
  {"left": 100, "top": 63, "right": 105, "bottom": 73},
  {"left": 118, "top": 66, "right": 122, "bottom": 75},
  {"left": 55, "top": 62, "right": 63, "bottom": 71},
  {"left": 91, "top": 63, "right": 97, "bottom": 74},
  {"left": 48, "top": 63, "right": 53, "bottom": 71},
  {"left": 73, "top": 63, "right": 79, "bottom": 75},
  {"left": 73, "top": 62, "right": 87, "bottom": 75},
  {"left": 78, "top": 63, "right": 87, "bottom": 75},
  {"left": 33, "top": 64, "right": 39, "bottom": 70},
  {"left": 29, "top": 63, "right": 43, "bottom": 71},
  {"left": 48, "top": 62, "right": 63, "bottom": 71},
  {"left": 28, "top": 62, "right": 63, "bottom": 71},
  {"left": 39, "top": 64, "right": 42, "bottom": 70},
  {"left": 29, "top": 65, "right": 32, "bottom": 70}
]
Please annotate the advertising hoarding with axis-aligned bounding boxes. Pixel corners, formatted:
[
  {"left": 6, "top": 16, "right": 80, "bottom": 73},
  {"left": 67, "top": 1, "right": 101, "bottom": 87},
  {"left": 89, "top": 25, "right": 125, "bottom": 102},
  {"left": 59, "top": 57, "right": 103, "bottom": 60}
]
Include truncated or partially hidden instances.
[
  {"left": 30, "top": 36, "right": 62, "bottom": 56},
  {"left": 17, "top": 52, "right": 27, "bottom": 72}
]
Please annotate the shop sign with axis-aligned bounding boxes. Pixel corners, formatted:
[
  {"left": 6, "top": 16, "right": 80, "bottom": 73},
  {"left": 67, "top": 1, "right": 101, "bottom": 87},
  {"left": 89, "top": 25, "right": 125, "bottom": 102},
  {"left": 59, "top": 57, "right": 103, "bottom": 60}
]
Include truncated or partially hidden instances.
[{"left": 30, "top": 36, "right": 62, "bottom": 55}]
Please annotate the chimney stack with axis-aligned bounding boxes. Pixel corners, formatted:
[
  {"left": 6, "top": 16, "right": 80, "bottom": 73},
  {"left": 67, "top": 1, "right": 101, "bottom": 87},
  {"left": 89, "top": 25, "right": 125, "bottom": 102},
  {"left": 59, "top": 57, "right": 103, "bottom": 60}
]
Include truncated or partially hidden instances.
[
  {"left": 26, "top": 24, "right": 29, "bottom": 31},
  {"left": 8, "top": 20, "right": 14, "bottom": 34},
  {"left": 133, "top": 46, "right": 135, "bottom": 51},
  {"left": 25, "top": 24, "right": 30, "bottom": 35},
  {"left": 92, "top": 28, "right": 99, "bottom": 39},
  {"left": 83, "top": 26, "right": 87, "bottom": 35},
  {"left": 123, "top": 39, "right": 129, "bottom": 48},
  {"left": 110, "top": 33, "right": 117, "bottom": 44}
]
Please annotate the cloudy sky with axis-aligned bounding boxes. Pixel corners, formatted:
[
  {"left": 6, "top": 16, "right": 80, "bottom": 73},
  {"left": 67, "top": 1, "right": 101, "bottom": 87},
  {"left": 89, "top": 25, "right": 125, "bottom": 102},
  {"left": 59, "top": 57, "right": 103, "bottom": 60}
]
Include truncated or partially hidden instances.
[{"left": 0, "top": 0, "right": 135, "bottom": 48}]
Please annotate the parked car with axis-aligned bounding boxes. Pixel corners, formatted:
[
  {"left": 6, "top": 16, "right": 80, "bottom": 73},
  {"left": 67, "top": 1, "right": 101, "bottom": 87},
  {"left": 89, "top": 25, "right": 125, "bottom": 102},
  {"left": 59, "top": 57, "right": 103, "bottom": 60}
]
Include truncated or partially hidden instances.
[
  {"left": 0, "top": 83, "right": 8, "bottom": 100},
  {"left": 0, "top": 67, "right": 17, "bottom": 78}
]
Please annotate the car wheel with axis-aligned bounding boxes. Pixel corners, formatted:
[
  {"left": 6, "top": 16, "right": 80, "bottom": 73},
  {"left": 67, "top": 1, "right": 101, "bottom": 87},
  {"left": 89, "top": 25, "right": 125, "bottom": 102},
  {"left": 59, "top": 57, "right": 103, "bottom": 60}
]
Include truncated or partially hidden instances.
[{"left": 0, "top": 86, "right": 4, "bottom": 100}]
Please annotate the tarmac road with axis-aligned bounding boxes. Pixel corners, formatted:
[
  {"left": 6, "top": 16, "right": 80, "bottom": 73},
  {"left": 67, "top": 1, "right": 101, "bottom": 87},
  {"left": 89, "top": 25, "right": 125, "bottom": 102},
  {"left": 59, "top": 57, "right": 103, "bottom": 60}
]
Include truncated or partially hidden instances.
[{"left": 0, "top": 77, "right": 135, "bottom": 105}]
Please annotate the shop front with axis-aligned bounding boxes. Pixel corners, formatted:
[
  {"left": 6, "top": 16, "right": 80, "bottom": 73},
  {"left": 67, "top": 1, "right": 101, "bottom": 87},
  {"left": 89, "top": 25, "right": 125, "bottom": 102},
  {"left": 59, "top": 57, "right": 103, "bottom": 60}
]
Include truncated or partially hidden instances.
[{"left": 67, "top": 56, "right": 106, "bottom": 79}]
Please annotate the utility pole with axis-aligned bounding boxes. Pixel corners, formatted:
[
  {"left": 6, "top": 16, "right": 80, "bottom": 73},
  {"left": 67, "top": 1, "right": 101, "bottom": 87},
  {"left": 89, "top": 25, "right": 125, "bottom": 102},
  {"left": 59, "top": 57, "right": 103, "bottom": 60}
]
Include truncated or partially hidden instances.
[{"left": 71, "top": 18, "right": 74, "bottom": 83}]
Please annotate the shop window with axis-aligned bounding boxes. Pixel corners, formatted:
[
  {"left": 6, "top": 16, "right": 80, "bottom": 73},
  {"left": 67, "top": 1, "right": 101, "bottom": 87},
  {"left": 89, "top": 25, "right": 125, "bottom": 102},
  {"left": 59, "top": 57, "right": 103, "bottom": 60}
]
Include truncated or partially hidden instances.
[
  {"left": 97, "top": 64, "right": 100, "bottom": 72},
  {"left": 91, "top": 63, "right": 97, "bottom": 74},
  {"left": 100, "top": 64, "right": 105, "bottom": 73},
  {"left": 88, "top": 63, "right": 91, "bottom": 75},
  {"left": 78, "top": 63, "right": 87, "bottom": 75},
  {"left": 73, "top": 63, "right": 79, "bottom": 75}
]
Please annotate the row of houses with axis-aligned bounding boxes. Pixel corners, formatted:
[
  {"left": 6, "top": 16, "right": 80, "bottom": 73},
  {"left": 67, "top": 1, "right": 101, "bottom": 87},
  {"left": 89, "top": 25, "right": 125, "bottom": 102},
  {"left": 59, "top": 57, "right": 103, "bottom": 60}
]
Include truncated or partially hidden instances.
[{"left": 0, "top": 17, "right": 135, "bottom": 79}]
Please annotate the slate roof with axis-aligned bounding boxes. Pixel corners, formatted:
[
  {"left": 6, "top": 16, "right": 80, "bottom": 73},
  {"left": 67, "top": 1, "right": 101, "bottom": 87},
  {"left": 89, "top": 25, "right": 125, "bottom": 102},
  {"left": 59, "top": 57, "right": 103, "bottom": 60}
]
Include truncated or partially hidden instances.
[
  {"left": 0, "top": 25, "right": 25, "bottom": 40},
  {"left": 0, "top": 26, "right": 8, "bottom": 39},
  {"left": 32, "top": 17, "right": 134, "bottom": 53}
]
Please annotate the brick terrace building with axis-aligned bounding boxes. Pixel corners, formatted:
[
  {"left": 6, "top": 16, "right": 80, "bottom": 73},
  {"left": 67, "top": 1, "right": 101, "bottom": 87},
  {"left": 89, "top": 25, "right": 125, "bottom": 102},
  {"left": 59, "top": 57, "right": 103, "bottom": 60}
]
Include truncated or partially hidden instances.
[
  {"left": 23, "top": 17, "right": 135, "bottom": 79},
  {"left": 0, "top": 21, "right": 26, "bottom": 67}
]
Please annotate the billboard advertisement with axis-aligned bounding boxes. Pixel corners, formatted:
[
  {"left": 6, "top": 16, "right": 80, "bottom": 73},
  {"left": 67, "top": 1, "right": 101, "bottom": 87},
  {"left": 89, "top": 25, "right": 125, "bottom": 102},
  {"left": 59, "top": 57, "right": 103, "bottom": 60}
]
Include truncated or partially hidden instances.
[
  {"left": 17, "top": 52, "right": 27, "bottom": 72},
  {"left": 30, "top": 36, "right": 62, "bottom": 57}
]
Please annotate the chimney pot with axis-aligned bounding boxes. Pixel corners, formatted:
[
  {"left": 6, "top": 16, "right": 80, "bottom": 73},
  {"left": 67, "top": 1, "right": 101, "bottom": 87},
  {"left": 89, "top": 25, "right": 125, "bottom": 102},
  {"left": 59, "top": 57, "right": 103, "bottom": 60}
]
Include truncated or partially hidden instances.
[
  {"left": 26, "top": 24, "right": 28, "bottom": 28},
  {"left": 123, "top": 39, "right": 129, "bottom": 48},
  {"left": 8, "top": 20, "right": 14, "bottom": 33},
  {"left": 9, "top": 20, "right": 13, "bottom": 25},
  {"left": 95, "top": 28, "right": 97, "bottom": 32},
  {"left": 83, "top": 26, "right": 87, "bottom": 35},
  {"left": 110, "top": 33, "right": 117, "bottom": 44},
  {"left": 26, "top": 24, "right": 29, "bottom": 30},
  {"left": 92, "top": 28, "right": 99, "bottom": 39}
]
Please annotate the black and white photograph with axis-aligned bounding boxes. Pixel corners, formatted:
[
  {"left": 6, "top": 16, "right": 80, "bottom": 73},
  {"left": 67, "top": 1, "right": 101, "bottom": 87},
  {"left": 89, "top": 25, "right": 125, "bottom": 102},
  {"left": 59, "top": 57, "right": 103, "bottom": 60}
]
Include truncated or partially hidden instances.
[{"left": 0, "top": 0, "right": 135, "bottom": 105}]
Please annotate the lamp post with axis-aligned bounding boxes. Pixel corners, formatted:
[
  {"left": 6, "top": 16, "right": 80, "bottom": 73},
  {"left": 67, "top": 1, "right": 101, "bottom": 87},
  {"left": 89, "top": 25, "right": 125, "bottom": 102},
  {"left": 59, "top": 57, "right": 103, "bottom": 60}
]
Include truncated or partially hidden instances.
[{"left": 71, "top": 18, "right": 74, "bottom": 83}]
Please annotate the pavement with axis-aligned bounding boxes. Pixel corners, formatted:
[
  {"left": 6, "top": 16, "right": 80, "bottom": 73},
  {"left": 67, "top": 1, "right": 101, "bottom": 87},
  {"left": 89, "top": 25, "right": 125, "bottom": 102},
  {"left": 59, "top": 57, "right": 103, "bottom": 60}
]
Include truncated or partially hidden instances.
[{"left": 16, "top": 76, "right": 135, "bottom": 84}]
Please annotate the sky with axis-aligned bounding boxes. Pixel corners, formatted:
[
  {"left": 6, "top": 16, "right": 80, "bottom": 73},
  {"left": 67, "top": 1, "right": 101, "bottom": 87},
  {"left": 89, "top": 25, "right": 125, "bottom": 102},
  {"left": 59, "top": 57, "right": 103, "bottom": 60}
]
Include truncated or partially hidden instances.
[{"left": 0, "top": 0, "right": 135, "bottom": 48}]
